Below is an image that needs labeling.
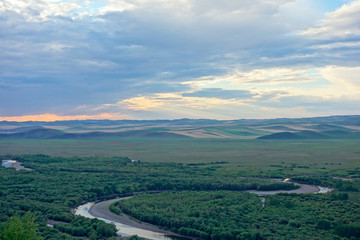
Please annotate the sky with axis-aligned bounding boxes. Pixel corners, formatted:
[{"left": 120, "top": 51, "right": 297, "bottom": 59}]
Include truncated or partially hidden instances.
[{"left": 0, "top": 0, "right": 359, "bottom": 121}]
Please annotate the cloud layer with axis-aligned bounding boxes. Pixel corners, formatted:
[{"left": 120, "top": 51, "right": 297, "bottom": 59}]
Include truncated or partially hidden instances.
[{"left": 0, "top": 0, "right": 359, "bottom": 120}]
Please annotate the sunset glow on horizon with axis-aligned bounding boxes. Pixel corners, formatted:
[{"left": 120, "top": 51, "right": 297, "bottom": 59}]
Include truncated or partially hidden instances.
[{"left": 0, "top": 113, "right": 128, "bottom": 122}]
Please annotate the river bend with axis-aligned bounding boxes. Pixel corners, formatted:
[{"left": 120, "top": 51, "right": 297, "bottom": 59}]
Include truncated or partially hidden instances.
[{"left": 74, "top": 184, "right": 332, "bottom": 240}]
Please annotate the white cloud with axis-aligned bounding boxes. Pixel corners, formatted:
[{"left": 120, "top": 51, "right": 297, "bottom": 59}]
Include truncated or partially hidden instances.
[
  {"left": 320, "top": 66, "right": 360, "bottom": 93},
  {"left": 185, "top": 68, "right": 320, "bottom": 90},
  {"left": 302, "top": 0, "right": 360, "bottom": 39},
  {"left": 310, "top": 41, "right": 360, "bottom": 49},
  {"left": 0, "top": 0, "right": 93, "bottom": 21},
  {"left": 45, "top": 42, "right": 73, "bottom": 52},
  {"left": 234, "top": 68, "right": 319, "bottom": 84},
  {"left": 99, "top": 0, "right": 294, "bottom": 15},
  {"left": 183, "top": 65, "right": 360, "bottom": 106},
  {"left": 98, "top": 0, "right": 137, "bottom": 14},
  {"left": 119, "top": 93, "right": 246, "bottom": 111},
  {"left": 75, "top": 59, "right": 120, "bottom": 70}
]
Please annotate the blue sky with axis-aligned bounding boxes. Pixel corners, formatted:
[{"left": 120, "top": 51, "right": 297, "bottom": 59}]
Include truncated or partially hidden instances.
[{"left": 0, "top": 0, "right": 359, "bottom": 121}]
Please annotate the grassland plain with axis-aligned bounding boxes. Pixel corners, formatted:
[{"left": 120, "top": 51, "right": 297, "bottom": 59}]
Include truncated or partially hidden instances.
[{"left": 0, "top": 138, "right": 359, "bottom": 177}]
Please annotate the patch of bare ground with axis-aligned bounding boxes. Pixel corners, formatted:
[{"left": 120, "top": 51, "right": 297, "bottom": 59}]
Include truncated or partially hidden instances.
[
  {"left": 333, "top": 176, "right": 354, "bottom": 181},
  {"left": 12, "top": 162, "right": 32, "bottom": 171}
]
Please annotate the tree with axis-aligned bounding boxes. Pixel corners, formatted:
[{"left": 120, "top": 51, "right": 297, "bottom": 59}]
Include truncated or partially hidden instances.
[
  {"left": 0, "top": 212, "right": 42, "bottom": 240},
  {"left": 89, "top": 232, "right": 98, "bottom": 240},
  {"left": 316, "top": 220, "right": 331, "bottom": 230}
]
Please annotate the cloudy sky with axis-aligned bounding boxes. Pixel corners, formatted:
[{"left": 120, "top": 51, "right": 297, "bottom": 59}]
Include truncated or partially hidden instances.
[{"left": 0, "top": 0, "right": 359, "bottom": 121}]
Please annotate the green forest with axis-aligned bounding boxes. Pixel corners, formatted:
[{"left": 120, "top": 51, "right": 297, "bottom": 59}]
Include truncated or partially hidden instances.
[
  {"left": 114, "top": 189, "right": 360, "bottom": 240},
  {"left": 0, "top": 154, "right": 359, "bottom": 239},
  {"left": 0, "top": 154, "right": 307, "bottom": 239}
]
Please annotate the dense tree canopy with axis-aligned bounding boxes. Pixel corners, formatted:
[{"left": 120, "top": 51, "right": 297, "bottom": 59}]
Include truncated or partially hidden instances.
[
  {"left": 115, "top": 189, "right": 360, "bottom": 240},
  {"left": 0, "top": 154, "right": 359, "bottom": 239},
  {"left": 0, "top": 212, "right": 42, "bottom": 240}
]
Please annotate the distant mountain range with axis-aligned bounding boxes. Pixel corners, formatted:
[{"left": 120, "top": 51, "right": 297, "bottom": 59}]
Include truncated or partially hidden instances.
[{"left": 0, "top": 115, "right": 359, "bottom": 140}]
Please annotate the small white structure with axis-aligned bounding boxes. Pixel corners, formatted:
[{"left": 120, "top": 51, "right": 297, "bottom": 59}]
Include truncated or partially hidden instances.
[
  {"left": 1, "top": 160, "right": 17, "bottom": 168},
  {"left": 1, "top": 160, "right": 32, "bottom": 171}
]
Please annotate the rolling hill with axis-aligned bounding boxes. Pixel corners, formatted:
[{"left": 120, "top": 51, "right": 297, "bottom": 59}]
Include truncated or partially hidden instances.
[
  {"left": 0, "top": 128, "right": 189, "bottom": 139},
  {"left": 0, "top": 115, "right": 359, "bottom": 139}
]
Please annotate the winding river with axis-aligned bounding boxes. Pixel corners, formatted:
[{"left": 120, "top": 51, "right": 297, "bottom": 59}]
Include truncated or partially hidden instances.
[
  {"left": 74, "top": 183, "right": 332, "bottom": 240},
  {"left": 74, "top": 197, "right": 189, "bottom": 240}
]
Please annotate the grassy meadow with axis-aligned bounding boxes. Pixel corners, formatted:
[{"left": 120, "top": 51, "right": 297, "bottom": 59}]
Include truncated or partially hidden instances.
[{"left": 1, "top": 137, "right": 359, "bottom": 177}]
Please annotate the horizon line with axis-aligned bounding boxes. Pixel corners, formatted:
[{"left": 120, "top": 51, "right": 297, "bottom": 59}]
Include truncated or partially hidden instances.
[{"left": 1, "top": 114, "right": 359, "bottom": 123}]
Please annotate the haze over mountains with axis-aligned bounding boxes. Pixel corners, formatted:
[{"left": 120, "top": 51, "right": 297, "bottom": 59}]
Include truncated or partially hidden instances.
[{"left": 1, "top": 115, "right": 359, "bottom": 140}]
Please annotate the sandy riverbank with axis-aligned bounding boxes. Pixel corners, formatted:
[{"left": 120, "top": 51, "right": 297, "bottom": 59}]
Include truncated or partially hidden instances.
[
  {"left": 246, "top": 183, "right": 323, "bottom": 195},
  {"left": 88, "top": 198, "right": 191, "bottom": 239}
]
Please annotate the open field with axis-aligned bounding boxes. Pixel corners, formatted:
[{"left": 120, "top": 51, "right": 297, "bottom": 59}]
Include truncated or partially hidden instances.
[{"left": 1, "top": 137, "right": 360, "bottom": 177}]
